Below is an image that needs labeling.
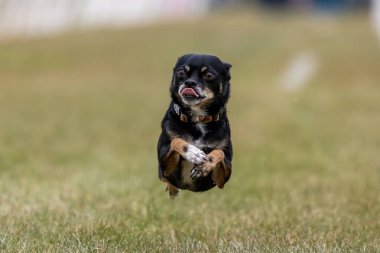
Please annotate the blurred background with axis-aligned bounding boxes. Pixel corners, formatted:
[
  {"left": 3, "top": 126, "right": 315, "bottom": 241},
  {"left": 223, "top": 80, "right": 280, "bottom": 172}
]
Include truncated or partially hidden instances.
[
  {"left": 0, "top": 0, "right": 376, "bottom": 40},
  {"left": 0, "top": 0, "right": 380, "bottom": 251}
]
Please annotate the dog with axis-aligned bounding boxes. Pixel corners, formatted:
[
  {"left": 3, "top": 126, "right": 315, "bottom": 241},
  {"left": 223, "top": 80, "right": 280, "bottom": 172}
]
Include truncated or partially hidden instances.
[{"left": 157, "top": 53, "right": 233, "bottom": 199}]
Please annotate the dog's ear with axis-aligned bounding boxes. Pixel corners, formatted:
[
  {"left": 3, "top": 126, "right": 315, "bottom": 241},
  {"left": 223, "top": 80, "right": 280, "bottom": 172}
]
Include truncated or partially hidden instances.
[{"left": 223, "top": 62, "right": 232, "bottom": 81}]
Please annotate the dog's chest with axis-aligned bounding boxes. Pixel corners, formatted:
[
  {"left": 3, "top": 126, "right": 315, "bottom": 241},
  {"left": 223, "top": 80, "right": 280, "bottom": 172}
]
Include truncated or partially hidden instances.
[
  {"left": 192, "top": 123, "right": 209, "bottom": 147},
  {"left": 195, "top": 123, "right": 208, "bottom": 136}
]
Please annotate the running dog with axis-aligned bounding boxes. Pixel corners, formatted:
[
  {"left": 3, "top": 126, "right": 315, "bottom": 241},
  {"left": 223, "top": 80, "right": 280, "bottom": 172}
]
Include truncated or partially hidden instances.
[{"left": 157, "top": 54, "right": 233, "bottom": 199}]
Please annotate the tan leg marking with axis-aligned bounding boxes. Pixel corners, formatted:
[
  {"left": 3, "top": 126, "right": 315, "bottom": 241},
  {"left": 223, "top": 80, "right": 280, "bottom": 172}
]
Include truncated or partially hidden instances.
[
  {"left": 162, "top": 138, "right": 188, "bottom": 176},
  {"left": 170, "top": 138, "right": 189, "bottom": 156}
]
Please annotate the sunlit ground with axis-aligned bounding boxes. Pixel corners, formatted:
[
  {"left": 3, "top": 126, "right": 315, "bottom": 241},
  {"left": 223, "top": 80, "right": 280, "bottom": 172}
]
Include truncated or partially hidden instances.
[{"left": 0, "top": 10, "right": 379, "bottom": 252}]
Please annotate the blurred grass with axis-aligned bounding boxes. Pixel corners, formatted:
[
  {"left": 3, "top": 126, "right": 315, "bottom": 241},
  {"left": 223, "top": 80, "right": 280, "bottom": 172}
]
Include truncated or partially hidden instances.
[{"left": 1, "top": 10, "right": 380, "bottom": 252}]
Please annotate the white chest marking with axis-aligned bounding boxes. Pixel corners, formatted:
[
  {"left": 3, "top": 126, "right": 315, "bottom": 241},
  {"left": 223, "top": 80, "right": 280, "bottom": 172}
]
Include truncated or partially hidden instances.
[
  {"left": 188, "top": 138, "right": 227, "bottom": 151},
  {"left": 195, "top": 123, "right": 208, "bottom": 136}
]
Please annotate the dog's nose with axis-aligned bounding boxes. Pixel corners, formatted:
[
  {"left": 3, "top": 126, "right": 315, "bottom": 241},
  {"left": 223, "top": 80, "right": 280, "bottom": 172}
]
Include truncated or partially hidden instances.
[{"left": 184, "top": 80, "right": 197, "bottom": 87}]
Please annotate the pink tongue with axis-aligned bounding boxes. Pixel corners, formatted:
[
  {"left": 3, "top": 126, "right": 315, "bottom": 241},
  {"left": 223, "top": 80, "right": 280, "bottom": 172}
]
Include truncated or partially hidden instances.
[{"left": 181, "top": 88, "right": 199, "bottom": 97}]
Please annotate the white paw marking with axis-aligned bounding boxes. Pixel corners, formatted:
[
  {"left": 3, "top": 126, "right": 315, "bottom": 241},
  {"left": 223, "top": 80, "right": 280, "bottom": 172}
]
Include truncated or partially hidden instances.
[{"left": 184, "top": 145, "right": 207, "bottom": 165}]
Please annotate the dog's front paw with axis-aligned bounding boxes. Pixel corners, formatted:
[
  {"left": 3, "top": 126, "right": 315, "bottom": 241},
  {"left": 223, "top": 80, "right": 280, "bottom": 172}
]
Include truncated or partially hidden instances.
[
  {"left": 190, "top": 166, "right": 203, "bottom": 179},
  {"left": 190, "top": 163, "right": 213, "bottom": 180},
  {"left": 183, "top": 145, "right": 208, "bottom": 165}
]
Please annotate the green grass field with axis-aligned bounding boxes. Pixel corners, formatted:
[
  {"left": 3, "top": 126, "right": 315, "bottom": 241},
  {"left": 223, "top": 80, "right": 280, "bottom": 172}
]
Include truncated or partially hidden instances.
[{"left": 1, "top": 10, "right": 380, "bottom": 252}]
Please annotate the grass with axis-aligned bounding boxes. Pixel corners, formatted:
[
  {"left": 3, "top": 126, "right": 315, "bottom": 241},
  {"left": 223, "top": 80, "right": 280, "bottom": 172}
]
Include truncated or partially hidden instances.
[{"left": 1, "top": 9, "right": 380, "bottom": 252}]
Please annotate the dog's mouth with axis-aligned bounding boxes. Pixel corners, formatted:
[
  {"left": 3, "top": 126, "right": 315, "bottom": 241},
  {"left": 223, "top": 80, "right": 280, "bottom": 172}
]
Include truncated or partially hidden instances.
[{"left": 180, "top": 87, "right": 200, "bottom": 98}]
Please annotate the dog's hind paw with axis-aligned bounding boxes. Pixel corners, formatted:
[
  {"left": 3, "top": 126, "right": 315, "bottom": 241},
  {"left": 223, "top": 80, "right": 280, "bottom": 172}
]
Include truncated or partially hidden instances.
[
  {"left": 184, "top": 145, "right": 208, "bottom": 165},
  {"left": 166, "top": 184, "right": 179, "bottom": 199}
]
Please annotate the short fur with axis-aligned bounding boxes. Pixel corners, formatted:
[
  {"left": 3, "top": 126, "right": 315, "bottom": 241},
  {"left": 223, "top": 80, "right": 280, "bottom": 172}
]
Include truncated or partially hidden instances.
[{"left": 157, "top": 54, "right": 233, "bottom": 199}]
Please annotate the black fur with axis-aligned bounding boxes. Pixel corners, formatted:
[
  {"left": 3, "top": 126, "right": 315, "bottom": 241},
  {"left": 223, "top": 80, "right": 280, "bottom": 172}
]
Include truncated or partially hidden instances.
[{"left": 157, "top": 54, "right": 233, "bottom": 192}]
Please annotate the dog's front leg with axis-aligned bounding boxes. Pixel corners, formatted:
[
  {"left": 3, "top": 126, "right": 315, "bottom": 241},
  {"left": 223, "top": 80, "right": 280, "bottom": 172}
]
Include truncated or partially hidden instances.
[
  {"left": 162, "top": 138, "right": 208, "bottom": 177},
  {"left": 160, "top": 138, "right": 208, "bottom": 199},
  {"left": 190, "top": 149, "right": 231, "bottom": 188}
]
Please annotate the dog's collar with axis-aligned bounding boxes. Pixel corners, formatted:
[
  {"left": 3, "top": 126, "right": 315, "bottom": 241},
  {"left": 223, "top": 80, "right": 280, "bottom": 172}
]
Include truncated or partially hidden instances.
[{"left": 173, "top": 103, "right": 222, "bottom": 123}]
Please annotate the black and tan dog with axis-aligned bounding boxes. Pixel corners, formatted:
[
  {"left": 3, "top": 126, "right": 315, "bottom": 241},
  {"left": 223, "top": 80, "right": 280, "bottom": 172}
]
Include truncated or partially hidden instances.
[{"left": 157, "top": 54, "right": 233, "bottom": 199}]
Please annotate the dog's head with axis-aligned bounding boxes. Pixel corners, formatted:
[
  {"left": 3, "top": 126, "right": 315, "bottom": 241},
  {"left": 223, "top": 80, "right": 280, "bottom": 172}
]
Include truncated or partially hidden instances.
[{"left": 170, "top": 54, "right": 231, "bottom": 111}]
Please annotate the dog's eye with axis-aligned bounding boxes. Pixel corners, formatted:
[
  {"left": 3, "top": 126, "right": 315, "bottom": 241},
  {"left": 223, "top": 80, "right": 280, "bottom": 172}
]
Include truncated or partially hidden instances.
[
  {"left": 204, "top": 72, "right": 215, "bottom": 81},
  {"left": 176, "top": 70, "right": 186, "bottom": 79}
]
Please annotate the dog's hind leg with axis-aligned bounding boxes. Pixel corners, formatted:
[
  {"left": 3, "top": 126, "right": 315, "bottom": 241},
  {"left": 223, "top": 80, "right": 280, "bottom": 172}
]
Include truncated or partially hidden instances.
[
  {"left": 166, "top": 182, "right": 179, "bottom": 199},
  {"left": 159, "top": 177, "right": 179, "bottom": 199}
]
